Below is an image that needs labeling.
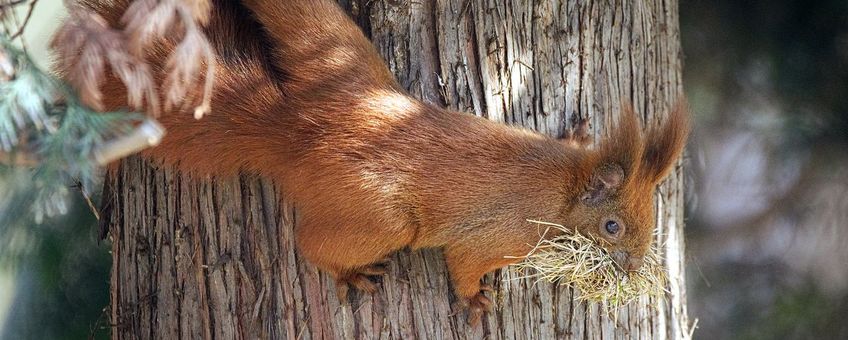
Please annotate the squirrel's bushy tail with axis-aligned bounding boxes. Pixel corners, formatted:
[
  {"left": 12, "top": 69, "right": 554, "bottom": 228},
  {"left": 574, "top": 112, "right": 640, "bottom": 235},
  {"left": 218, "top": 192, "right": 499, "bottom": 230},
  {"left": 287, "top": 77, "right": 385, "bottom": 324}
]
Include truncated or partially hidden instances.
[{"left": 240, "top": 0, "right": 397, "bottom": 91}]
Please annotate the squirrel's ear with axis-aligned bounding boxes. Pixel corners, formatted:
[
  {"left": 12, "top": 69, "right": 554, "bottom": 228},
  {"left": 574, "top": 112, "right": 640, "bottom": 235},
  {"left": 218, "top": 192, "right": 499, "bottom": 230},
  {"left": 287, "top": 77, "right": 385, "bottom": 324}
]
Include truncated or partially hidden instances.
[
  {"left": 640, "top": 102, "right": 690, "bottom": 184},
  {"left": 581, "top": 164, "right": 625, "bottom": 206}
]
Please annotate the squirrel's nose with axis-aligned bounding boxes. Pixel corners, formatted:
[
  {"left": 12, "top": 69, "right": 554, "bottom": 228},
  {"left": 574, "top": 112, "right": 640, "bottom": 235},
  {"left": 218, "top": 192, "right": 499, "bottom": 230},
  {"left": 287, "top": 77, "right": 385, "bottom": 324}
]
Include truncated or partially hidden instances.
[
  {"left": 611, "top": 251, "right": 644, "bottom": 272},
  {"left": 626, "top": 256, "right": 644, "bottom": 271}
]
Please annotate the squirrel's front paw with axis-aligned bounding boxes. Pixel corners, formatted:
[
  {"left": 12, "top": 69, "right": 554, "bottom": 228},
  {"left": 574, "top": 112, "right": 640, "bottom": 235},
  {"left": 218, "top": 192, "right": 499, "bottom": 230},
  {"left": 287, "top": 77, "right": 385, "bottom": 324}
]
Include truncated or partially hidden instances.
[{"left": 457, "top": 285, "right": 494, "bottom": 326}]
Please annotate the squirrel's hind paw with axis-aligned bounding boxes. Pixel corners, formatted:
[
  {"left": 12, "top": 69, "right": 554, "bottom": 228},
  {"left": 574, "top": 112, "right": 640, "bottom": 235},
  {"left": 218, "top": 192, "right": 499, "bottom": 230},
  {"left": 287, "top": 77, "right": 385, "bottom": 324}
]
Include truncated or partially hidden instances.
[
  {"left": 455, "top": 290, "right": 493, "bottom": 326},
  {"left": 334, "top": 263, "right": 389, "bottom": 302}
]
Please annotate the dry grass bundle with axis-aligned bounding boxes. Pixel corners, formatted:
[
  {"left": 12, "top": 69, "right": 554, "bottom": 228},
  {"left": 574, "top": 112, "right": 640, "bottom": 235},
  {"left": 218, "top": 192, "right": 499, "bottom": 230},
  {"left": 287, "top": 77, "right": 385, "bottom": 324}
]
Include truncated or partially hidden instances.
[{"left": 509, "top": 220, "right": 668, "bottom": 312}]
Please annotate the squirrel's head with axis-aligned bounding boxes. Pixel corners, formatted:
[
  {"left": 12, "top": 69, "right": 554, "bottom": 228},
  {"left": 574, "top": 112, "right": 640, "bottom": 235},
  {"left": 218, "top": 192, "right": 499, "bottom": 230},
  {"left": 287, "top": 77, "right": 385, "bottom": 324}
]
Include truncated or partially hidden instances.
[{"left": 566, "top": 103, "right": 689, "bottom": 272}]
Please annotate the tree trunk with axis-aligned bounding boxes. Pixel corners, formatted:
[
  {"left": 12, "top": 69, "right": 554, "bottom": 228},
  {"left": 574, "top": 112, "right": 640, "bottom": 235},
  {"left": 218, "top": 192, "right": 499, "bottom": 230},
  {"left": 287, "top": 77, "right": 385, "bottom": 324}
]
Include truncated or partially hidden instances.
[{"left": 105, "top": 1, "right": 690, "bottom": 339}]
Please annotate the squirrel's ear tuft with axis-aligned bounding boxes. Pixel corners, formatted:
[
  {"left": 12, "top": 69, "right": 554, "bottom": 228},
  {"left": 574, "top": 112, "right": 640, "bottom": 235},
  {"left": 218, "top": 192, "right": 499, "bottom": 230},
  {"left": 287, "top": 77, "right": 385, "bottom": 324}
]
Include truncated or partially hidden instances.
[
  {"left": 639, "top": 101, "right": 690, "bottom": 184},
  {"left": 581, "top": 163, "right": 625, "bottom": 206},
  {"left": 598, "top": 104, "right": 643, "bottom": 179}
]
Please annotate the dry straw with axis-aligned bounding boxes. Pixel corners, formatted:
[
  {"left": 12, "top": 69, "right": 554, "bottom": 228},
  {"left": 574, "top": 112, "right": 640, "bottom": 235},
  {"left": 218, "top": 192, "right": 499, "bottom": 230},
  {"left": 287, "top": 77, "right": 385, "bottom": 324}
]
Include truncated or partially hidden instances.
[{"left": 508, "top": 220, "right": 668, "bottom": 313}]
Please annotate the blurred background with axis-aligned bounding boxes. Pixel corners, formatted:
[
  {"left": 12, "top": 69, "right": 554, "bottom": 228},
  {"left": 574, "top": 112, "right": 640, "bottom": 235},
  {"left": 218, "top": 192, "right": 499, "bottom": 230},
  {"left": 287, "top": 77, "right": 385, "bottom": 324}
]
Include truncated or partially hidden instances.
[
  {"left": 1, "top": 0, "right": 847, "bottom": 339},
  {"left": 682, "top": 0, "right": 848, "bottom": 338}
]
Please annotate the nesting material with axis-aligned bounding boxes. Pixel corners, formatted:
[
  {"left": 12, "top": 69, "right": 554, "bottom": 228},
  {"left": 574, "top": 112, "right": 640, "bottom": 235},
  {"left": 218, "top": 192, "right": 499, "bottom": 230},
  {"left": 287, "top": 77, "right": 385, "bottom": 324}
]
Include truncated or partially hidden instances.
[{"left": 509, "top": 220, "right": 668, "bottom": 312}]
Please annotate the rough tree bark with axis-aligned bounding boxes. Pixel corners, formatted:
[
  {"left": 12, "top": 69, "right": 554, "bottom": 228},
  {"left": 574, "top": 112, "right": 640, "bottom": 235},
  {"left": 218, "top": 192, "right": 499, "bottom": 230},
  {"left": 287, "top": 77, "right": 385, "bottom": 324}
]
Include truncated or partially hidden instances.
[{"left": 104, "top": 1, "right": 690, "bottom": 339}]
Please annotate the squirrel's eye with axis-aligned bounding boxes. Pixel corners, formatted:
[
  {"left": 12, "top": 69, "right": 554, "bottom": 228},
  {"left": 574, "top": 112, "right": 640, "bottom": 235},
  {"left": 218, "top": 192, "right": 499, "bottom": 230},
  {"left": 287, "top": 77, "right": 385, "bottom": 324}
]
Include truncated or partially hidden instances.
[{"left": 604, "top": 220, "right": 620, "bottom": 234}]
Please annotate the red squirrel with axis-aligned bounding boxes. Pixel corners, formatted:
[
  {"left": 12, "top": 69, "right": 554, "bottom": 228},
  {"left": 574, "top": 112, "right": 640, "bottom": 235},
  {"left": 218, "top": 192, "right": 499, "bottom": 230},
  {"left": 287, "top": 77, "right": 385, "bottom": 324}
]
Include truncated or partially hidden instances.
[{"left": 80, "top": 0, "right": 689, "bottom": 323}]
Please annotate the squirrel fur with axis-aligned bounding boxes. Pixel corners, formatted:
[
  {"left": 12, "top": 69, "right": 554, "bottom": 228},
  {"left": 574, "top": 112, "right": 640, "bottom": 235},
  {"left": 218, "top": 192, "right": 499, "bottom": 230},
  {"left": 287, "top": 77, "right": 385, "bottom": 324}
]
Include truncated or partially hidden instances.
[{"left": 78, "top": 0, "right": 690, "bottom": 322}]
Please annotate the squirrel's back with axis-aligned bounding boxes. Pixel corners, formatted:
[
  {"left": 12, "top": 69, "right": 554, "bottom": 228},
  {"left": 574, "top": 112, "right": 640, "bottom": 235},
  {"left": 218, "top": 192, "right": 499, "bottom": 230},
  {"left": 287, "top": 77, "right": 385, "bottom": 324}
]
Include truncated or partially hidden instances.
[{"left": 91, "top": 0, "right": 403, "bottom": 178}]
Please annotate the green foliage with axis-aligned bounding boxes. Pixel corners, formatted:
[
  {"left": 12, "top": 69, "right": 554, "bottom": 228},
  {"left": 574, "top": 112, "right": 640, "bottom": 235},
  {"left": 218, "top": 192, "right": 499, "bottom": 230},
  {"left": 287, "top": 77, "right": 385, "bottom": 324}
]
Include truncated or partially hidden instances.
[
  {"left": 0, "top": 50, "right": 54, "bottom": 150},
  {"left": 30, "top": 106, "right": 140, "bottom": 221},
  {"left": 0, "top": 36, "right": 141, "bottom": 258}
]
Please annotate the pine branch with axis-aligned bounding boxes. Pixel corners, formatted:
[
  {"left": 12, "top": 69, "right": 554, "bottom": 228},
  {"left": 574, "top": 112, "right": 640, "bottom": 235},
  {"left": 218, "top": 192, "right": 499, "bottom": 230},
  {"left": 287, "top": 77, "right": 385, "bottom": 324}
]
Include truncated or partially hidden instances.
[
  {"left": 0, "top": 36, "right": 149, "bottom": 225},
  {"left": 0, "top": 38, "right": 55, "bottom": 151}
]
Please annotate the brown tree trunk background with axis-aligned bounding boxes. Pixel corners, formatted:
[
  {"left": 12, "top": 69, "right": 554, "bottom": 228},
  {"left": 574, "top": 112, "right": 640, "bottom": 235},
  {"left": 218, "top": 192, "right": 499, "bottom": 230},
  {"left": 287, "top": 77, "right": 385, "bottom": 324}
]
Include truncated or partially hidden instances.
[{"left": 104, "top": 1, "right": 691, "bottom": 339}]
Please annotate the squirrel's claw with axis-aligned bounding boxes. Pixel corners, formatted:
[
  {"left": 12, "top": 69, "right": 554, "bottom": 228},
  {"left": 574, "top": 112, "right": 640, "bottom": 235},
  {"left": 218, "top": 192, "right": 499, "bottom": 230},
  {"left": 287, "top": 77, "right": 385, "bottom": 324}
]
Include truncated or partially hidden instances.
[
  {"left": 335, "top": 262, "right": 389, "bottom": 302},
  {"left": 465, "top": 291, "right": 493, "bottom": 326},
  {"left": 453, "top": 289, "right": 493, "bottom": 326}
]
